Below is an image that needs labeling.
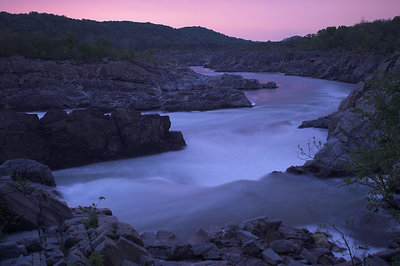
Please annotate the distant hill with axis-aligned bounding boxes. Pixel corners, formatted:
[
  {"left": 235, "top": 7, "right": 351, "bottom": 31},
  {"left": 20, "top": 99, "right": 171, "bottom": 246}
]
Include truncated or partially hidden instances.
[
  {"left": 0, "top": 12, "right": 253, "bottom": 51},
  {"left": 276, "top": 16, "right": 400, "bottom": 53}
]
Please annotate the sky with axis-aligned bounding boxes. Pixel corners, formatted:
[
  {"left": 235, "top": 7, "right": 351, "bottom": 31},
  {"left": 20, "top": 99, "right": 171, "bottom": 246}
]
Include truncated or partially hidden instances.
[{"left": 1, "top": 0, "right": 399, "bottom": 41}]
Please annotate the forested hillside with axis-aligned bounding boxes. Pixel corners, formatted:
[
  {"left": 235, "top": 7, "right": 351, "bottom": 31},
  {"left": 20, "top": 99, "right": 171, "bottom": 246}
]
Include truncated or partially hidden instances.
[
  {"left": 0, "top": 12, "right": 251, "bottom": 50},
  {"left": 273, "top": 16, "right": 400, "bottom": 53},
  {"left": 0, "top": 12, "right": 399, "bottom": 62}
]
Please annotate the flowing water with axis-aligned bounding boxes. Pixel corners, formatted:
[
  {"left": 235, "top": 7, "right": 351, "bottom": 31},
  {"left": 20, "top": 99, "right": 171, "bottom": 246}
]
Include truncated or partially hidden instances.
[{"left": 54, "top": 68, "right": 394, "bottom": 248}]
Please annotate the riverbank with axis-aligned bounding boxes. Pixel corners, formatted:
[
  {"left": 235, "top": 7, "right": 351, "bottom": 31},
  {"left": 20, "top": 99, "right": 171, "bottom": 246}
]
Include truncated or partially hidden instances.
[
  {"left": 159, "top": 49, "right": 384, "bottom": 84},
  {"left": 1, "top": 161, "right": 395, "bottom": 265},
  {"left": 0, "top": 56, "right": 282, "bottom": 113}
]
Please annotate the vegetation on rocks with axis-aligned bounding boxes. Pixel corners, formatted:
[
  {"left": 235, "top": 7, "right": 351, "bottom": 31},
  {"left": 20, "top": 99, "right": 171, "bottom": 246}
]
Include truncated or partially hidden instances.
[
  {"left": 79, "top": 197, "right": 106, "bottom": 230},
  {"left": 347, "top": 74, "right": 400, "bottom": 216}
]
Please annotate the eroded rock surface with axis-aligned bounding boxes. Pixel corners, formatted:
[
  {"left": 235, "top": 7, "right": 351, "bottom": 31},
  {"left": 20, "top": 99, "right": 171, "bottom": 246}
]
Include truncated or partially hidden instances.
[
  {"left": 292, "top": 53, "right": 400, "bottom": 177},
  {"left": 0, "top": 57, "right": 254, "bottom": 112},
  {"left": 0, "top": 108, "right": 186, "bottom": 169}
]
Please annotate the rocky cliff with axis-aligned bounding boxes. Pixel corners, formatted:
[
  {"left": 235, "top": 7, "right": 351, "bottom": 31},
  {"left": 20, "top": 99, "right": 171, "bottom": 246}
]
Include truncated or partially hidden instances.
[
  {"left": 0, "top": 57, "right": 274, "bottom": 112},
  {"left": 0, "top": 108, "right": 186, "bottom": 170},
  {"left": 289, "top": 53, "right": 400, "bottom": 177},
  {"left": 2, "top": 159, "right": 394, "bottom": 266},
  {"left": 172, "top": 49, "right": 384, "bottom": 84}
]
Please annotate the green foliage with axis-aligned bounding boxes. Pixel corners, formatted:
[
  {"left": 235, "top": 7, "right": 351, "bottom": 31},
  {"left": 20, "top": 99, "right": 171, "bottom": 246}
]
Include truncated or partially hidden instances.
[
  {"left": 3, "top": 104, "right": 12, "bottom": 110},
  {"left": 348, "top": 74, "right": 400, "bottom": 218},
  {"left": 259, "top": 16, "right": 400, "bottom": 53},
  {"left": 297, "top": 136, "right": 326, "bottom": 160},
  {"left": 0, "top": 11, "right": 252, "bottom": 55},
  {"left": 85, "top": 252, "right": 104, "bottom": 266},
  {"left": 79, "top": 197, "right": 105, "bottom": 229}
]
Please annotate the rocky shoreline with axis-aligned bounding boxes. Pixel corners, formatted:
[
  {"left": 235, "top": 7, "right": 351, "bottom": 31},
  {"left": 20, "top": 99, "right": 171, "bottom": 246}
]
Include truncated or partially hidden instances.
[
  {"left": 0, "top": 107, "right": 185, "bottom": 170},
  {"left": 1, "top": 160, "right": 396, "bottom": 265},
  {"left": 163, "top": 49, "right": 384, "bottom": 84},
  {"left": 288, "top": 53, "right": 400, "bottom": 178},
  {"left": 0, "top": 56, "right": 282, "bottom": 113}
]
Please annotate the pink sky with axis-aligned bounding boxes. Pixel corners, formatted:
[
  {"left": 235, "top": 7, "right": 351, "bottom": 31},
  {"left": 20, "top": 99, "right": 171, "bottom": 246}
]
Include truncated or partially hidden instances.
[{"left": 0, "top": 0, "right": 399, "bottom": 41}]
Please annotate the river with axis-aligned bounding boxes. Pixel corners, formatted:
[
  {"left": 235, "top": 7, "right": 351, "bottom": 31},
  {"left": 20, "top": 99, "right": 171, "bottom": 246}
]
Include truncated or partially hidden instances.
[{"left": 54, "top": 68, "right": 393, "bottom": 249}]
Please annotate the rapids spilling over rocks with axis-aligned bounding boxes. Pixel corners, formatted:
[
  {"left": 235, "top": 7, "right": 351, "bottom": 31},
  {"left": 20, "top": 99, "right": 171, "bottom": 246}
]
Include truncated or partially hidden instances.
[{"left": 0, "top": 160, "right": 395, "bottom": 265}]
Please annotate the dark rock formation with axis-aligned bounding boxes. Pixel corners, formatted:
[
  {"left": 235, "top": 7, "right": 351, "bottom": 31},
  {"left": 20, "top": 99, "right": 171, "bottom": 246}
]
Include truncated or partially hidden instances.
[
  {"left": 141, "top": 216, "right": 344, "bottom": 265},
  {"left": 0, "top": 159, "right": 56, "bottom": 186},
  {"left": 2, "top": 162, "right": 398, "bottom": 265},
  {"left": 0, "top": 175, "right": 72, "bottom": 232},
  {"left": 0, "top": 108, "right": 186, "bottom": 170},
  {"left": 290, "top": 53, "right": 400, "bottom": 177},
  {"left": 204, "top": 50, "right": 383, "bottom": 83},
  {"left": 0, "top": 56, "right": 254, "bottom": 112},
  {"left": 298, "top": 115, "right": 331, "bottom": 129}
]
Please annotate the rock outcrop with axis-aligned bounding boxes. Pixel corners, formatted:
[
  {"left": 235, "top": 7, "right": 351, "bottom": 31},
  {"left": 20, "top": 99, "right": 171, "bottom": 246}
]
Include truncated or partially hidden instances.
[
  {"left": 291, "top": 53, "right": 400, "bottom": 177},
  {"left": 201, "top": 50, "right": 383, "bottom": 83},
  {"left": 0, "top": 108, "right": 186, "bottom": 170},
  {"left": 2, "top": 161, "right": 398, "bottom": 265},
  {"left": 0, "top": 57, "right": 254, "bottom": 112}
]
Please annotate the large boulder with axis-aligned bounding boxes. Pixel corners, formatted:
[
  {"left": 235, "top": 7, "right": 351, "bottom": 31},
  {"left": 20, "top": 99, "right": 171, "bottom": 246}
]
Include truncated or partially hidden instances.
[
  {"left": 0, "top": 108, "right": 186, "bottom": 170},
  {"left": 0, "top": 159, "right": 56, "bottom": 186},
  {"left": 0, "top": 111, "right": 49, "bottom": 164},
  {"left": 0, "top": 177, "right": 72, "bottom": 231}
]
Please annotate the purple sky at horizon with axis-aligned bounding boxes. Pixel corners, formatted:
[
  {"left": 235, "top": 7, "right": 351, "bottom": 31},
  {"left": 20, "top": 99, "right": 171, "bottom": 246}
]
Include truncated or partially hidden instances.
[{"left": 1, "top": 0, "right": 399, "bottom": 41}]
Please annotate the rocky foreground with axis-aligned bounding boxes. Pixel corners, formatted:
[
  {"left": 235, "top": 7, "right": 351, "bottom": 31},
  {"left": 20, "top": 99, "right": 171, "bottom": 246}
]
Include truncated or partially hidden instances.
[
  {"left": 1, "top": 159, "right": 396, "bottom": 266},
  {"left": 288, "top": 53, "right": 400, "bottom": 178},
  {"left": 0, "top": 107, "right": 185, "bottom": 170},
  {"left": 0, "top": 56, "right": 280, "bottom": 113}
]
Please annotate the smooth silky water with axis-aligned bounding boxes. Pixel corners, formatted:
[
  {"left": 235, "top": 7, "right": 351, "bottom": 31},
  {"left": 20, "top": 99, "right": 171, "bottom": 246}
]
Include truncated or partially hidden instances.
[{"left": 54, "top": 68, "right": 394, "bottom": 250}]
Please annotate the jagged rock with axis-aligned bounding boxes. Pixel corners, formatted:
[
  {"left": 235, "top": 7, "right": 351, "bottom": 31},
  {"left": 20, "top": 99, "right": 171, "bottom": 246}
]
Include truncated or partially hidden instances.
[
  {"left": 241, "top": 239, "right": 263, "bottom": 257},
  {"left": 364, "top": 256, "right": 390, "bottom": 266},
  {"left": 204, "top": 50, "right": 382, "bottom": 83},
  {"left": 189, "top": 229, "right": 210, "bottom": 246},
  {"left": 278, "top": 226, "right": 314, "bottom": 244},
  {"left": 0, "top": 111, "right": 49, "bottom": 165},
  {"left": 262, "top": 248, "right": 282, "bottom": 264},
  {"left": 294, "top": 54, "right": 400, "bottom": 177},
  {"left": 0, "top": 242, "right": 27, "bottom": 259},
  {"left": 160, "top": 88, "right": 251, "bottom": 111},
  {"left": 0, "top": 56, "right": 253, "bottom": 113},
  {"left": 237, "top": 230, "right": 259, "bottom": 245},
  {"left": 269, "top": 239, "right": 303, "bottom": 254},
  {"left": 298, "top": 116, "right": 330, "bottom": 129},
  {"left": 1, "top": 230, "right": 42, "bottom": 252},
  {"left": 0, "top": 180, "right": 72, "bottom": 231},
  {"left": 0, "top": 251, "right": 47, "bottom": 266},
  {"left": 0, "top": 108, "right": 186, "bottom": 170},
  {"left": 300, "top": 248, "right": 318, "bottom": 264},
  {"left": 261, "top": 81, "right": 278, "bottom": 89},
  {"left": 64, "top": 224, "right": 87, "bottom": 248},
  {"left": 0, "top": 159, "right": 56, "bottom": 186},
  {"left": 239, "top": 216, "right": 282, "bottom": 239},
  {"left": 370, "top": 248, "right": 400, "bottom": 261},
  {"left": 192, "top": 242, "right": 224, "bottom": 260}
]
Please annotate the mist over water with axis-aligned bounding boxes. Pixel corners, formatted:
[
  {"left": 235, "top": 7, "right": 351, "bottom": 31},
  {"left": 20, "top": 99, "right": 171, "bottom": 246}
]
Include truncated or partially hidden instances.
[{"left": 54, "top": 68, "right": 394, "bottom": 247}]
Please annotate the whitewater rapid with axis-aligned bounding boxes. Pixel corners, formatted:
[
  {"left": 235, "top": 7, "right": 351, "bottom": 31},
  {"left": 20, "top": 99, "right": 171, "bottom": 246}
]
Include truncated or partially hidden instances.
[{"left": 54, "top": 68, "right": 393, "bottom": 247}]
